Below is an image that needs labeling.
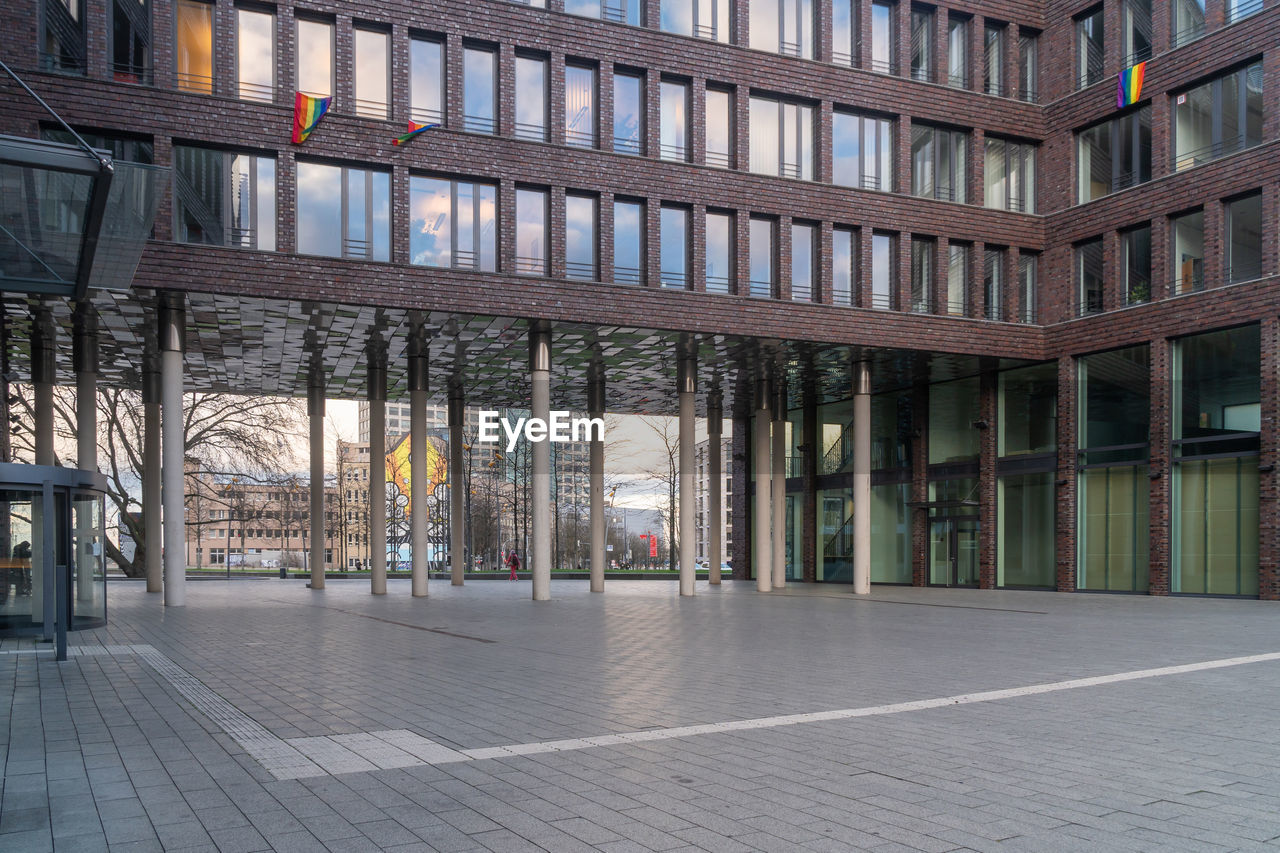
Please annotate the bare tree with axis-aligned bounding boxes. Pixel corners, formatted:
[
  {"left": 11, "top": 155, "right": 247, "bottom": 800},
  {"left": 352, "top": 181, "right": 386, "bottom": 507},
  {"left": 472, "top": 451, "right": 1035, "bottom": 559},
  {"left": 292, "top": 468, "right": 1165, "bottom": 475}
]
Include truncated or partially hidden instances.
[
  {"left": 9, "top": 386, "right": 304, "bottom": 577},
  {"left": 638, "top": 416, "right": 680, "bottom": 571}
]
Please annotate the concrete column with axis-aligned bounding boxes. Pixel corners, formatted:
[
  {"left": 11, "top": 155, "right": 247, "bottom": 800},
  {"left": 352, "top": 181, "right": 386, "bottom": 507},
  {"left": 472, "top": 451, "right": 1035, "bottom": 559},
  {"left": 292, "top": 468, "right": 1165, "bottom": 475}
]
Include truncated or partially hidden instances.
[
  {"left": 160, "top": 303, "right": 186, "bottom": 607},
  {"left": 678, "top": 345, "right": 697, "bottom": 597},
  {"left": 530, "top": 325, "right": 552, "bottom": 601},
  {"left": 588, "top": 358, "right": 606, "bottom": 593},
  {"left": 852, "top": 361, "right": 872, "bottom": 595},
  {"left": 74, "top": 311, "right": 97, "bottom": 602},
  {"left": 771, "top": 378, "right": 787, "bottom": 589},
  {"left": 368, "top": 353, "right": 387, "bottom": 594},
  {"left": 308, "top": 378, "right": 326, "bottom": 590},
  {"left": 448, "top": 381, "right": 465, "bottom": 586},
  {"left": 408, "top": 336, "right": 429, "bottom": 597},
  {"left": 753, "top": 375, "right": 772, "bottom": 592},
  {"left": 707, "top": 388, "right": 723, "bottom": 585},
  {"left": 142, "top": 358, "right": 162, "bottom": 593}
]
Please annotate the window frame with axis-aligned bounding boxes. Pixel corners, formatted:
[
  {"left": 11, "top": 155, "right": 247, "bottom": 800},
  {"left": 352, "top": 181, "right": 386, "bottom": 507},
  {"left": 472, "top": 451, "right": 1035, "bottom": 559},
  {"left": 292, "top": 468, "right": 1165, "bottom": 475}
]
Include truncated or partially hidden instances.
[
  {"left": 462, "top": 45, "right": 498, "bottom": 135},
  {"left": 172, "top": 145, "right": 277, "bottom": 251},
  {"left": 294, "top": 15, "right": 334, "bottom": 100},
  {"left": 565, "top": 193, "right": 598, "bottom": 281},
  {"left": 409, "top": 35, "right": 445, "bottom": 126},
  {"left": 296, "top": 160, "right": 389, "bottom": 261},
  {"left": 565, "top": 62, "right": 598, "bottom": 148},
  {"left": 352, "top": 26, "right": 390, "bottom": 120},
  {"left": 748, "top": 216, "right": 778, "bottom": 298},
  {"left": 235, "top": 6, "right": 274, "bottom": 103},
  {"left": 408, "top": 175, "right": 498, "bottom": 271}
]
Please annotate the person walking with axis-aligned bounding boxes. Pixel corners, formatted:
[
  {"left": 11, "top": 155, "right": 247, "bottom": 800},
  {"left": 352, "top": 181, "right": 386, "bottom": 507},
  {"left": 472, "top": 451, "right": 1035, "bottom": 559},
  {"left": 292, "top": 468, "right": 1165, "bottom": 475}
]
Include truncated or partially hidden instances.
[{"left": 506, "top": 550, "right": 521, "bottom": 581}]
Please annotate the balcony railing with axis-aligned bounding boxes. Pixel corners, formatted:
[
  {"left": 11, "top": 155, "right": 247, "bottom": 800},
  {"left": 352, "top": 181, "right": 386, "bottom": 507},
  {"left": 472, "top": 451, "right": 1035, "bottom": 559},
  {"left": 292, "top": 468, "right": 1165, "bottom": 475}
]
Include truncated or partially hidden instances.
[
  {"left": 613, "top": 265, "right": 642, "bottom": 285},
  {"left": 514, "top": 122, "right": 547, "bottom": 142},
  {"left": 1174, "top": 134, "right": 1252, "bottom": 171},
  {"left": 237, "top": 79, "right": 274, "bottom": 103}
]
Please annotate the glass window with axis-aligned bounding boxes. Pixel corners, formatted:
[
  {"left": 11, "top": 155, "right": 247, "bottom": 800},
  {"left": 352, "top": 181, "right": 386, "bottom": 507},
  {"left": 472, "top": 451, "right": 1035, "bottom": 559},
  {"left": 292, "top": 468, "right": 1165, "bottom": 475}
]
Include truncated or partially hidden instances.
[
  {"left": 983, "top": 23, "right": 1003, "bottom": 95},
  {"left": 660, "top": 81, "right": 689, "bottom": 161},
  {"left": 910, "top": 7, "right": 933, "bottom": 82},
  {"left": 410, "top": 38, "right": 444, "bottom": 125},
  {"left": 983, "top": 137, "right": 1036, "bottom": 212},
  {"left": 999, "top": 363, "right": 1056, "bottom": 457},
  {"left": 911, "top": 124, "right": 967, "bottom": 203},
  {"left": 749, "top": 217, "right": 775, "bottom": 298},
  {"left": 929, "top": 376, "right": 980, "bottom": 463},
  {"left": 1018, "top": 253, "right": 1037, "bottom": 323},
  {"left": 749, "top": 97, "right": 814, "bottom": 180},
  {"left": 42, "top": 0, "right": 87, "bottom": 74},
  {"left": 1226, "top": 193, "right": 1263, "bottom": 283},
  {"left": 871, "top": 2, "right": 895, "bottom": 73},
  {"left": 1123, "top": 0, "right": 1152, "bottom": 64},
  {"left": 833, "top": 111, "right": 893, "bottom": 191},
  {"left": 1080, "top": 345, "right": 1150, "bottom": 458},
  {"left": 112, "top": 0, "right": 151, "bottom": 83},
  {"left": 236, "top": 8, "right": 273, "bottom": 102},
  {"left": 565, "top": 64, "right": 597, "bottom": 149},
  {"left": 1076, "top": 7, "right": 1103, "bottom": 89},
  {"left": 999, "top": 473, "right": 1055, "bottom": 587},
  {"left": 910, "top": 237, "right": 933, "bottom": 313},
  {"left": 463, "top": 47, "right": 496, "bottom": 134},
  {"left": 1121, "top": 224, "right": 1152, "bottom": 304},
  {"left": 871, "top": 232, "right": 893, "bottom": 309},
  {"left": 409, "top": 176, "right": 497, "bottom": 271},
  {"left": 791, "top": 222, "right": 814, "bottom": 302},
  {"left": 295, "top": 18, "right": 333, "bottom": 99},
  {"left": 515, "top": 55, "right": 548, "bottom": 142},
  {"left": 1226, "top": 0, "right": 1264, "bottom": 24},
  {"left": 173, "top": 145, "right": 275, "bottom": 251},
  {"left": 662, "top": 0, "right": 730, "bottom": 41},
  {"left": 566, "top": 0, "right": 640, "bottom": 26},
  {"left": 175, "top": 0, "right": 213, "bottom": 92},
  {"left": 1173, "top": 0, "right": 1206, "bottom": 47},
  {"left": 832, "top": 0, "right": 854, "bottom": 65},
  {"left": 832, "top": 226, "right": 854, "bottom": 305},
  {"left": 706, "top": 211, "right": 733, "bottom": 294},
  {"left": 1077, "top": 107, "right": 1152, "bottom": 201},
  {"left": 946, "top": 243, "right": 967, "bottom": 315},
  {"left": 983, "top": 247, "right": 1003, "bottom": 319},
  {"left": 946, "top": 16, "right": 968, "bottom": 89},
  {"left": 565, "top": 194, "right": 597, "bottom": 280},
  {"left": 750, "top": 0, "right": 814, "bottom": 58},
  {"left": 297, "top": 162, "right": 388, "bottom": 261},
  {"left": 613, "top": 199, "right": 644, "bottom": 284},
  {"left": 613, "top": 72, "right": 644, "bottom": 155},
  {"left": 1174, "top": 63, "right": 1263, "bottom": 171},
  {"left": 1076, "top": 238, "right": 1104, "bottom": 315},
  {"left": 353, "top": 28, "right": 389, "bottom": 120},
  {"left": 705, "top": 87, "right": 732, "bottom": 168},
  {"left": 1018, "top": 30, "right": 1038, "bottom": 102},
  {"left": 515, "top": 188, "right": 548, "bottom": 275},
  {"left": 1172, "top": 209, "right": 1204, "bottom": 293},
  {"left": 660, "top": 206, "right": 689, "bottom": 289}
]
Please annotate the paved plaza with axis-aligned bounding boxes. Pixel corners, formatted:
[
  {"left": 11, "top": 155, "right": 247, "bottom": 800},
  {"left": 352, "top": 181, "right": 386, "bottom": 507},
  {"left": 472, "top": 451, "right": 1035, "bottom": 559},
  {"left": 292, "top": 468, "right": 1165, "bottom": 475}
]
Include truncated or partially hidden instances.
[{"left": 3, "top": 579, "right": 1280, "bottom": 852}]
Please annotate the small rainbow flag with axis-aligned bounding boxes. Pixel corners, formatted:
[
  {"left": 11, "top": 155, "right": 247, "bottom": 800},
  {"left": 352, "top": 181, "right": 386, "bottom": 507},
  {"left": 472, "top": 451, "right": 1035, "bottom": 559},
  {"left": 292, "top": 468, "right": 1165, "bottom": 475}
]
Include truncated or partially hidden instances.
[
  {"left": 1117, "top": 62, "right": 1146, "bottom": 109},
  {"left": 292, "top": 92, "right": 332, "bottom": 144},
  {"left": 393, "top": 121, "right": 440, "bottom": 146}
]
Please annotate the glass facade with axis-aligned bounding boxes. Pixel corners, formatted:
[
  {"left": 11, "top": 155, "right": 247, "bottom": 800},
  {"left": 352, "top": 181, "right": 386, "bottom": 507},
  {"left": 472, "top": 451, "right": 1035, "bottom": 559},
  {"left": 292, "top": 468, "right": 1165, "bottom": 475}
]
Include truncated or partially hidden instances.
[
  {"left": 930, "top": 377, "right": 980, "bottom": 463},
  {"left": 910, "top": 238, "right": 933, "bottom": 313},
  {"left": 515, "top": 188, "right": 547, "bottom": 275},
  {"left": 946, "top": 16, "right": 968, "bottom": 89},
  {"left": 998, "top": 473, "right": 1054, "bottom": 587},
  {"left": 1174, "top": 62, "right": 1263, "bottom": 171},
  {"left": 832, "top": 227, "right": 854, "bottom": 306},
  {"left": 750, "top": 0, "right": 814, "bottom": 58},
  {"left": 1226, "top": 192, "right": 1263, "bottom": 283},
  {"left": 1077, "top": 238, "right": 1104, "bottom": 316},
  {"left": 1076, "top": 7, "right": 1103, "bottom": 89},
  {"left": 659, "top": 206, "right": 689, "bottom": 288},
  {"left": 946, "top": 243, "right": 968, "bottom": 316},
  {"left": 296, "top": 162, "right": 388, "bottom": 261},
  {"left": 870, "top": 232, "right": 893, "bottom": 309},
  {"left": 1122, "top": 225, "right": 1152, "bottom": 304},
  {"left": 173, "top": 146, "right": 275, "bottom": 251},
  {"left": 791, "top": 222, "right": 814, "bottom": 302},
  {"left": 999, "top": 363, "right": 1057, "bottom": 457},
  {"left": 1172, "top": 209, "right": 1204, "bottom": 293},
  {"left": 870, "top": 2, "right": 894, "bottom": 73},
  {"left": 984, "top": 138, "right": 1036, "bottom": 213},
  {"left": 1078, "top": 107, "right": 1152, "bottom": 201}
]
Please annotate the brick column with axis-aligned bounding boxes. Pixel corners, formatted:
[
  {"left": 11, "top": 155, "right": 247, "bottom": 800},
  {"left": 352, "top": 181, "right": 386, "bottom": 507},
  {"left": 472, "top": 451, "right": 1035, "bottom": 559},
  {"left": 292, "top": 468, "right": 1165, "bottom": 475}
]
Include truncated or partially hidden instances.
[
  {"left": 599, "top": 190, "right": 615, "bottom": 282},
  {"left": 1150, "top": 0, "right": 1171, "bottom": 58},
  {"left": 898, "top": 233, "right": 916, "bottom": 312},
  {"left": 86, "top": 0, "right": 108, "bottom": 81},
  {"left": 816, "top": 0, "right": 833, "bottom": 63},
  {"left": 896, "top": 116, "right": 913, "bottom": 200},
  {"left": 968, "top": 13, "right": 983, "bottom": 93},
  {"left": 857, "top": 226, "right": 874, "bottom": 307},
  {"left": 1055, "top": 355, "right": 1077, "bottom": 591},
  {"left": 1203, "top": 201, "right": 1225, "bottom": 291},
  {"left": 498, "top": 44, "right": 516, "bottom": 142},
  {"left": 152, "top": 136, "right": 173, "bottom": 242},
  {"left": 734, "top": 82, "right": 750, "bottom": 177},
  {"left": 391, "top": 164, "right": 410, "bottom": 265},
  {"left": 391, "top": 25, "right": 410, "bottom": 124},
  {"left": 549, "top": 51, "right": 566, "bottom": 146},
  {"left": 734, "top": 208, "right": 751, "bottom": 296},
  {"left": 1148, "top": 337, "right": 1171, "bottom": 595},
  {"left": 691, "top": 76, "right": 707, "bottom": 166},
  {"left": 731, "top": 411, "right": 752, "bottom": 579},
  {"left": 857, "top": 0, "right": 874, "bottom": 71},
  {"left": 968, "top": 241, "right": 985, "bottom": 319},
  {"left": 734, "top": 0, "right": 750, "bottom": 48},
  {"left": 444, "top": 34, "right": 463, "bottom": 131},
  {"left": 644, "top": 199, "right": 661, "bottom": 288},
  {"left": 933, "top": 236, "right": 950, "bottom": 316},
  {"left": 1102, "top": 228, "right": 1122, "bottom": 311},
  {"left": 498, "top": 179, "right": 517, "bottom": 274},
  {"left": 978, "top": 365, "right": 997, "bottom": 589},
  {"left": 646, "top": 68, "right": 661, "bottom": 160},
  {"left": 1150, "top": 214, "right": 1171, "bottom": 302},
  {"left": 691, "top": 203, "right": 707, "bottom": 291},
  {"left": 1150, "top": 89, "right": 1171, "bottom": 182},
  {"left": 817, "top": 221, "right": 833, "bottom": 304},
  {"left": 281, "top": 148, "right": 297, "bottom": 254},
  {"left": 278, "top": 5, "right": 296, "bottom": 108},
  {"left": 1259, "top": 318, "right": 1279, "bottom": 599},
  {"left": 549, "top": 186, "right": 566, "bottom": 279},
  {"left": 599, "top": 62, "right": 615, "bottom": 154},
  {"left": 1004, "top": 23, "right": 1020, "bottom": 100},
  {"left": 778, "top": 215, "right": 793, "bottom": 301},
  {"left": 334, "top": 15, "right": 352, "bottom": 116},
  {"left": 1001, "top": 246, "right": 1018, "bottom": 322},
  {"left": 933, "top": 7, "right": 948, "bottom": 86},
  {"left": 969, "top": 126, "right": 984, "bottom": 208},
  {"left": 816, "top": 100, "right": 834, "bottom": 185},
  {"left": 895, "top": 0, "right": 911, "bottom": 79}
]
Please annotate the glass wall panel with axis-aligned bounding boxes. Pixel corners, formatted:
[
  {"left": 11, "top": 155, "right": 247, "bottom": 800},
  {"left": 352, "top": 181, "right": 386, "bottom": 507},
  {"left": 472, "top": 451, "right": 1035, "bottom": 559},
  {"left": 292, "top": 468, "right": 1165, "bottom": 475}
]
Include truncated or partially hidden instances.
[
  {"left": 1174, "top": 62, "right": 1264, "bottom": 170},
  {"left": 1076, "top": 7, "right": 1103, "bottom": 89},
  {"left": 750, "top": 0, "right": 813, "bottom": 57},
  {"left": 565, "top": 194, "right": 596, "bottom": 280},
  {"left": 613, "top": 199, "right": 643, "bottom": 284},
  {"left": 870, "top": 1, "right": 894, "bottom": 73},
  {"left": 463, "top": 47, "right": 496, "bottom": 134},
  {"left": 834, "top": 112, "right": 892, "bottom": 191},
  {"left": 946, "top": 243, "right": 967, "bottom": 316},
  {"left": 871, "top": 483, "right": 912, "bottom": 583},
  {"left": 1174, "top": 458, "right": 1258, "bottom": 595},
  {"left": 910, "top": 8, "right": 932, "bottom": 81},
  {"left": 1080, "top": 345, "right": 1150, "bottom": 458},
  {"left": 750, "top": 97, "right": 813, "bottom": 179},
  {"left": 295, "top": 161, "right": 340, "bottom": 256},
  {"left": 1019, "top": 253, "right": 1037, "bottom": 323},
  {"left": 983, "top": 248, "right": 1003, "bottom": 320},
  {"left": 515, "top": 188, "right": 548, "bottom": 275},
  {"left": 613, "top": 73, "right": 644, "bottom": 155},
  {"left": 999, "top": 363, "right": 1056, "bottom": 456},
  {"left": 832, "top": 227, "right": 854, "bottom": 306},
  {"left": 566, "top": 0, "right": 639, "bottom": 25},
  {"left": 946, "top": 16, "right": 968, "bottom": 89},
  {"left": 1078, "top": 465, "right": 1150, "bottom": 590},
  {"left": 410, "top": 38, "right": 444, "bottom": 125},
  {"left": 911, "top": 125, "right": 966, "bottom": 202},
  {"left": 871, "top": 390, "right": 912, "bottom": 471},
  {"left": 983, "top": 23, "right": 1003, "bottom": 95},
  {"left": 409, "top": 176, "right": 496, "bottom": 270},
  {"left": 660, "top": 206, "right": 689, "bottom": 288},
  {"left": 175, "top": 0, "right": 213, "bottom": 92},
  {"left": 706, "top": 88, "right": 732, "bottom": 168},
  {"left": 1078, "top": 107, "right": 1151, "bottom": 200},
  {"left": 1173, "top": 0, "right": 1205, "bottom": 46},
  {"left": 1226, "top": 193, "right": 1263, "bottom": 283},
  {"left": 791, "top": 222, "right": 814, "bottom": 301},
  {"left": 1077, "top": 238, "right": 1104, "bottom": 315},
  {"left": 1122, "top": 0, "right": 1152, "bottom": 64},
  {"left": 353, "top": 29, "right": 389, "bottom": 119},
  {"left": 998, "top": 473, "right": 1054, "bottom": 587},
  {"left": 1018, "top": 30, "right": 1038, "bottom": 102},
  {"left": 816, "top": 487, "right": 854, "bottom": 581},
  {"left": 1173, "top": 325, "right": 1260, "bottom": 450},
  {"left": 871, "top": 232, "right": 893, "bottom": 309},
  {"left": 295, "top": 18, "right": 332, "bottom": 99},
  {"left": 236, "top": 8, "right": 273, "bottom": 102},
  {"left": 929, "top": 377, "right": 980, "bottom": 463},
  {"left": 515, "top": 56, "right": 548, "bottom": 141},
  {"left": 1172, "top": 209, "right": 1204, "bottom": 293},
  {"left": 706, "top": 211, "right": 732, "bottom": 293},
  {"left": 565, "top": 64, "right": 597, "bottom": 148},
  {"left": 832, "top": 0, "right": 854, "bottom": 65},
  {"left": 1122, "top": 224, "right": 1152, "bottom": 304},
  {"left": 749, "top": 218, "right": 775, "bottom": 297},
  {"left": 910, "top": 238, "right": 933, "bottom": 313},
  {"left": 660, "top": 81, "right": 689, "bottom": 161}
]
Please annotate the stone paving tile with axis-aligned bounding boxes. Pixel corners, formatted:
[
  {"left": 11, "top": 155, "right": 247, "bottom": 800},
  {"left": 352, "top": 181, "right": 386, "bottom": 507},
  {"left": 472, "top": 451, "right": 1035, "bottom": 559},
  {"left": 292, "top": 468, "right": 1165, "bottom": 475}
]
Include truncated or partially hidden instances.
[{"left": 6, "top": 581, "right": 1280, "bottom": 851}]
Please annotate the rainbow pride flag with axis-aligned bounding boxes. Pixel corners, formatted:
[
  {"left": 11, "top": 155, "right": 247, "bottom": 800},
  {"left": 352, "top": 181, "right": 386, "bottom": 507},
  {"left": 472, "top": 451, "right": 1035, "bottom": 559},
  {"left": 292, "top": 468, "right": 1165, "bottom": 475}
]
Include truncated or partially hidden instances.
[
  {"left": 393, "top": 121, "right": 440, "bottom": 146},
  {"left": 292, "top": 92, "right": 332, "bottom": 144},
  {"left": 1117, "top": 62, "right": 1146, "bottom": 108}
]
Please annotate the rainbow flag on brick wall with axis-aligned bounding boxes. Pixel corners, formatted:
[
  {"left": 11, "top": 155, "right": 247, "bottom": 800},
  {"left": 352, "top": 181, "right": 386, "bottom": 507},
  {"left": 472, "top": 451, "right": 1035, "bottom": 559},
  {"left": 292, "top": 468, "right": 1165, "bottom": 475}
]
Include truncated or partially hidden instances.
[
  {"left": 393, "top": 121, "right": 439, "bottom": 146},
  {"left": 1117, "top": 62, "right": 1146, "bottom": 108},
  {"left": 292, "top": 92, "right": 332, "bottom": 144}
]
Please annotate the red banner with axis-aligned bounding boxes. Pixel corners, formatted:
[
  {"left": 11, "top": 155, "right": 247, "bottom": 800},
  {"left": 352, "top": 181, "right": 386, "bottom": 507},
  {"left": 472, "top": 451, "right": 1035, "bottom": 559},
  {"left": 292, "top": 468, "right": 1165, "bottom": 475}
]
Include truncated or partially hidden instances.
[{"left": 648, "top": 533, "right": 658, "bottom": 558}]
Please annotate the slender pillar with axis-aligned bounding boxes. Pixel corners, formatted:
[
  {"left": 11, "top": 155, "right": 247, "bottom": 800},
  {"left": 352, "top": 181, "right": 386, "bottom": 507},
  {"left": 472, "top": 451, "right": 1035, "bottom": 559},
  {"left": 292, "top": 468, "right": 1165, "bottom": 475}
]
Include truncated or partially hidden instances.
[
  {"left": 368, "top": 352, "right": 387, "bottom": 594},
  {"left": 143, "top": 357, "right": 161, "bottom": 592},
  {"left": 408, "top": 335, "right": 429, "bottom": 597},
  {"left": 448, "top": 381, "right": 465, "bottom": 586},
  {"left": 308, "top": 377, "right": 326, "bottom": 590},
  {"left": 30, "top": 317, "right": 55, "bottom": 631},
  {"left": 678, "top": 345, "right": 697, "bottom": 597},
  {"left": 753, "top": 375, "right": 773, "bottom": 592},
  {"left": 771, "top": 378, "right": 787, "bottom": 589},
  {"left": 852, "top": 361, "right": 872, "bottom": 595},
  {"left": 74, "top": 310, "right": 97, "bottom": 602},
  {"left": 530, "top": 324, "right": 552, "bottom": 601},
  {"left": 160, "top": 302, "right": 186, "bottom": 607},
  {"left": 588, "top": 358, "right": 606, "bottom": 592},
  {"left": 707, "top": 388, "right": 723, "bottom": 585}
]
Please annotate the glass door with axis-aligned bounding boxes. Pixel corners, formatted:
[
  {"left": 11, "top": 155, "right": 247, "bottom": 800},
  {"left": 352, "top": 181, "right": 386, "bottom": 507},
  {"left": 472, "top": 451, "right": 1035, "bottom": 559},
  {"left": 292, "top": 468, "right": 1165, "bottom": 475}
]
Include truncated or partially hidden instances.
[{"left": 929, "top": 516, "right": 980, "bottom": 586}]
